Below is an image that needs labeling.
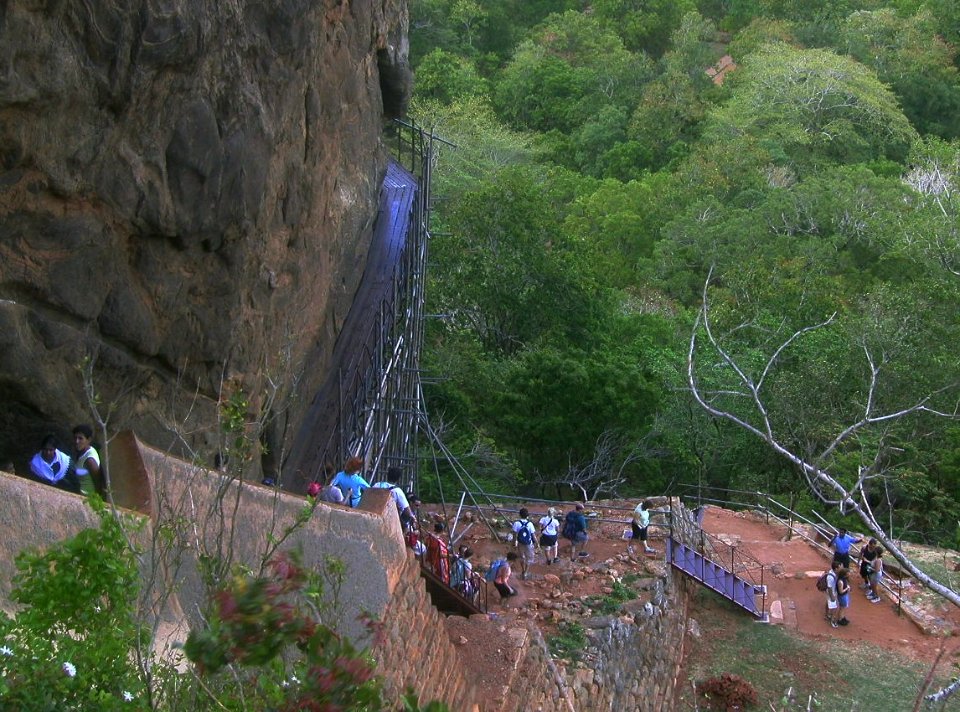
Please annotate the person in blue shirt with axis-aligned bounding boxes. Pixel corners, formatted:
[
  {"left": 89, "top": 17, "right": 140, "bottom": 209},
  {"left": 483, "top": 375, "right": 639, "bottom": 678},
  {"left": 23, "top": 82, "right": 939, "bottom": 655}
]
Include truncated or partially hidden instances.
[
  {"left": 563, "top": 503, "right": 589, "bottom": 560},
  {"left": 331, "top": 456, "right": 370, "bottom": 508},
  {"left": 829, "top": 528, "right": 862, "bottom": 568}
]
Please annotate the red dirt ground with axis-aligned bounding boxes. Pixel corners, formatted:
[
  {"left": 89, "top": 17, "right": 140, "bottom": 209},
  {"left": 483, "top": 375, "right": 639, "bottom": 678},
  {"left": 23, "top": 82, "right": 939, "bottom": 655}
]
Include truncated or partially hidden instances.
[
  {"left": 427, "top": 501, "right": 960, "bottom": 705},
  {"left": 700, "top": 506, "right": 960, "bottom": 663}
]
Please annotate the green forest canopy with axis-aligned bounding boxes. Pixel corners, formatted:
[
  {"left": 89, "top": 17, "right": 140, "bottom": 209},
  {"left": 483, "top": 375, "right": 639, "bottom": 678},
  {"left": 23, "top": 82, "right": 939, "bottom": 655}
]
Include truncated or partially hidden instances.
[{"left": 409, "top": 0, "right": 960, "bottom": 546}]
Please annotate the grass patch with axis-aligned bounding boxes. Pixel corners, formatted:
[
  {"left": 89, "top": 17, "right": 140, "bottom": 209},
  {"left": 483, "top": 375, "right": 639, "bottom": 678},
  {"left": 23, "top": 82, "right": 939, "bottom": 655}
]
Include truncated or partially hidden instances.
[
  {"left": 585, "top": 580, "right": 638, "bottom": 615},
  {"left": 680, "top": 596, "right": 951, "bottom": 711},
  {"left": 547, "top": 621, "right": 587, "bottom": 663}
]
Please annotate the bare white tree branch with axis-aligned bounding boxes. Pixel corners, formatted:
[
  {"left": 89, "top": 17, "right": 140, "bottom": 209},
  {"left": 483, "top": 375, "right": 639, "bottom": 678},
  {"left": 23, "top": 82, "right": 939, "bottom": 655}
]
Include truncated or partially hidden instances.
[{"left": 688, "top": 271, "right": 960, "bottom": 607}]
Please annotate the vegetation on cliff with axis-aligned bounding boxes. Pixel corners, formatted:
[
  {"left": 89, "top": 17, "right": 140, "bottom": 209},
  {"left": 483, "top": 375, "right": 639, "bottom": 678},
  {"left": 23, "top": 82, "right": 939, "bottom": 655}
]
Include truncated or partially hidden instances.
[{"left": 409, "top": 0, "right": 960, "bottom": 552}]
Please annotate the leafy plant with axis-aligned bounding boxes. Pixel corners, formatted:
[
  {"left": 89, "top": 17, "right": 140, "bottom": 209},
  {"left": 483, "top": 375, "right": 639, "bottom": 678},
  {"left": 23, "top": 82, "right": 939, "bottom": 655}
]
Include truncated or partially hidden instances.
[
  {"left": 547, "top": 621, "right": 588, "bottom": 662},
  {"left": 586, "top": 579, "right": 638, "bottom": 615},
  {"left": 183, "top": 551, "right": 386, "bottom": 710},
  {"left": 0, "top": 498, "right": 148, "bottom": 710}
]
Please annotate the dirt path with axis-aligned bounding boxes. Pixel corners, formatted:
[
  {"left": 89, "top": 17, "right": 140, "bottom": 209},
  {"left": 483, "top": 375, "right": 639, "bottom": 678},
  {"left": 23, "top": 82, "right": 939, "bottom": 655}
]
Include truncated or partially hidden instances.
[{"left": 701, "top": 506, "right": 958, "bottom": 663}]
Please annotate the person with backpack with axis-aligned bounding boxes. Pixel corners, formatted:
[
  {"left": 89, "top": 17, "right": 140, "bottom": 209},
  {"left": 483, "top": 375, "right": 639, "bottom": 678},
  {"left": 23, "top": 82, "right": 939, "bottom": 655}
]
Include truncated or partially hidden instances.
[
  {"left": 539, "top": 507, "right": 560, "bottom": 565},
  {"left": 451, "top": 546, "right": 477, "bottom": 602},
  {"left": 512, "top": 508, "right": 537, "bottom": 579},
  {"left": 373, "top": 466, "right": 414, "bottom": 531},
  {"left": 486, "top": 552, "right": 518, "bottom": 600},
  {"left": 822, "top": 560, "right": 843, "bottom": 628},
  {"left": 562, "top": 503, "right": 589, "bottom": 561}
]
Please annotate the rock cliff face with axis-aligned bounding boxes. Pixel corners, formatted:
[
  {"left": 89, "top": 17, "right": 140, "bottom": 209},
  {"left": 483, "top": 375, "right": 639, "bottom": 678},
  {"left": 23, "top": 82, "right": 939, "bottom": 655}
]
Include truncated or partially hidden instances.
[{"left": 0, "top": 0, "right": 411, "bottom": 473}]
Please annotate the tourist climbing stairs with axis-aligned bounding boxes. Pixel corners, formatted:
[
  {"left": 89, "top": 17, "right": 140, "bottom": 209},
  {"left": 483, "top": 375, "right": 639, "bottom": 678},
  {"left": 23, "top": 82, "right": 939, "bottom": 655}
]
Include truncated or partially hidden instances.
[
  {"left": 418, "top": 563, "right": 486, "bottom": 617},
  {"left": 667, "top": 516, "right": 768, "bottom": 621}
]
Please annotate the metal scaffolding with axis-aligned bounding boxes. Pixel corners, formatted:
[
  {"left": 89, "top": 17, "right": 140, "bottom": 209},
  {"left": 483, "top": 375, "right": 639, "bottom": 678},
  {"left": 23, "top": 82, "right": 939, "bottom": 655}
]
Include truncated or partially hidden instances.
[{"left": 291, "top": 120, "right": 442, "bottom": 494}]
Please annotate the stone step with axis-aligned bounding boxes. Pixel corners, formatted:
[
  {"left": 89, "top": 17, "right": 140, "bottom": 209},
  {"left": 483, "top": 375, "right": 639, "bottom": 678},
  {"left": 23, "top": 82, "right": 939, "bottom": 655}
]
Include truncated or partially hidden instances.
[{"left": 767, "top": 598, "right": 798, "bottom": 628}]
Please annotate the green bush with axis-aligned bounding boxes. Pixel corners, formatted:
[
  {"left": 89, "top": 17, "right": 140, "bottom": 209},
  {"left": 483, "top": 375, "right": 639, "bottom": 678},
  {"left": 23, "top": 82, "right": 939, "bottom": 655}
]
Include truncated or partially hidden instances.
[
  {"left": 0, "top": 498, "right": 148, "bottom": 710},
  {"left": 585, "top": 580, "right": 638, "bottom": 615},
  {"left": 547, "top": 621, "right": 588, "bottom": 662}
]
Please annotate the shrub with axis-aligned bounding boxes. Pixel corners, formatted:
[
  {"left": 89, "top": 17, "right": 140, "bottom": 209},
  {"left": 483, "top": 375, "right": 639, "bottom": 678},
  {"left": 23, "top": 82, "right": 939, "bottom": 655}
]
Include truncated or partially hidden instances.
[
  {"left": 585, "top": 579, "right": 637, "bottom": 615},
  {"left": 547, "top": 621, "right": 587, "bottom": 662},
  {"left": 0, "top": 498, "right": 148, "bottom": 710}
]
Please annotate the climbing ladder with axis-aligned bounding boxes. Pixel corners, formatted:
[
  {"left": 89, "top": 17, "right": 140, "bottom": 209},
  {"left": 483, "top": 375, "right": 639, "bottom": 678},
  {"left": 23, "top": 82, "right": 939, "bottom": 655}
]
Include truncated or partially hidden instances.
[{"left": 666, "top": 521, "right": 768, "bottom": 621}]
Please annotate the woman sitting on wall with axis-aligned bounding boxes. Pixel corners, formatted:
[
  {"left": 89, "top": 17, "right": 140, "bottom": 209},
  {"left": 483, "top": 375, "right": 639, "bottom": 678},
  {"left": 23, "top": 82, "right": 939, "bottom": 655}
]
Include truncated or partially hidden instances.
[
  {"left": 30, "top": 434, "right": 79, "bottom": 494},
  {"left": 330, "top": 456, "right": 370, "bottom": 508}
]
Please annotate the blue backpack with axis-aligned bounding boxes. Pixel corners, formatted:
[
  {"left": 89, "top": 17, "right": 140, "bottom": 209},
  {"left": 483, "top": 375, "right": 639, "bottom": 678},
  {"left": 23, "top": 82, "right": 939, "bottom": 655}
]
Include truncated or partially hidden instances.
[
  {"left": 485, "top": 558, "right": 506, "bottom": 582},
  {"left": 516, "top": 519, "right": 534, "bottom": 545}
]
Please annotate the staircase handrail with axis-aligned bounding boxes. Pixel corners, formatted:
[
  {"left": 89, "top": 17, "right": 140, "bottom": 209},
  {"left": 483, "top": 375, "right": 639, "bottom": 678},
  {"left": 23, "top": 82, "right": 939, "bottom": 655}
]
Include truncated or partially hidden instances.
[{"left": 673, "top": 486, "right": 910, "bottom": 614}]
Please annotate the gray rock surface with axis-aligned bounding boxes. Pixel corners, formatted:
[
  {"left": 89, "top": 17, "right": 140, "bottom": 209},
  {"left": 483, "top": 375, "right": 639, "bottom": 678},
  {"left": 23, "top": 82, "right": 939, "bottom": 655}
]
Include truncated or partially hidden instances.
[{"left": 0, "top": 0, "right": 411, "bottom": 472}]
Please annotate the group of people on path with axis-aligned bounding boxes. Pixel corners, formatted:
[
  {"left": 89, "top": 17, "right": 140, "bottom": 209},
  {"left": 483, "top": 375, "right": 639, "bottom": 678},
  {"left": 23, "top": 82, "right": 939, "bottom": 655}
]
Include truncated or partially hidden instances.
[
  {"left": 824, "top": 528, "right": 885, "bottom": 628},
  {"left": 28, "top": 425, "right": 103, "bottom": 497},
  {"left": 490, "top": 500, "right": 657, "bottom": 602}
]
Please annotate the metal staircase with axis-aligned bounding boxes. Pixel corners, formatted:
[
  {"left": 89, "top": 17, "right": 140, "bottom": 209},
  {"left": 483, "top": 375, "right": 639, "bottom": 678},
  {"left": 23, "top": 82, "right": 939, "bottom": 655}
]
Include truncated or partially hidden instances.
[{"left": 667, "top": 520, "right": 768, "bottom": 621}]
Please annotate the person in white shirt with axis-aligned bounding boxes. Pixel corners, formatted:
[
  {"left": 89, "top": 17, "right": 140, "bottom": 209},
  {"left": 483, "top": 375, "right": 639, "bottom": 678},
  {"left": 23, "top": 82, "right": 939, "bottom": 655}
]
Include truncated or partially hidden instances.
[
  {"left": 511, "top": 508, "right": 537, "bottom": 579},
  {"left": 538, "top": 507, "right": 560, "bottom": 565},
  {"left": 30, "top": 434, "right": 75, "bottom": 492},
  {"left": 72, "top": 424, "right": 101, "bottom": 497},
  {"left": 373, "top": 466, "right": 413, "bottom": 530},
  {"left": 630, "top": 500, "right": 655, "bottom": 555}
]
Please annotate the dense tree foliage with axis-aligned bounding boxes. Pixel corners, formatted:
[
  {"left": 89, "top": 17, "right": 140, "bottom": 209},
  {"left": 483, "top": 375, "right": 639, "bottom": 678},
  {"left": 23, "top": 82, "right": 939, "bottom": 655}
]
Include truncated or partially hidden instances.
[{"left": 410, "top": 0, "right": 960, "bottom": 545}]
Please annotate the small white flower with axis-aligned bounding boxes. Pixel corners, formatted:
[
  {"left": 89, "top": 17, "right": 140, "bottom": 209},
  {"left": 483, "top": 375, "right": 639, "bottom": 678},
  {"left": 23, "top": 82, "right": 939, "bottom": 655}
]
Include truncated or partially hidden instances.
[
  {"left": 94, "top": 605, "right": 102, "bottom": 613},
  {"left": 0, "top": 646, "right": 12, "bottom": 657},
  {"left": 122, "top": 691, "right": 134, "bottom": 702},
  {"left": 281, "top": 679, "right": 290, "bottom": 688},
  {"left": 62, "top": 661, "right": 76, "bottom": 677},
  {"left": 290, "top": 674, "right": 300, "bottom": 684}
]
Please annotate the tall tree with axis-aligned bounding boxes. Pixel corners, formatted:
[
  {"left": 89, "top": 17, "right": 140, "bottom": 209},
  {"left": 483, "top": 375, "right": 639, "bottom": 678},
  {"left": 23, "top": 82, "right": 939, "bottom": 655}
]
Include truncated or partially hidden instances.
[
  {"left": 494, "top": 11, "right": 649, "bottom": 135},
  {"left": 703, "top": 44, "right": 917, "bottom": 169},
  {"left": 687, "top": 269, "right": 960, "bottom": 605},
  {"left": 839, "top": 9, "right": 960, "bottom": 139}
]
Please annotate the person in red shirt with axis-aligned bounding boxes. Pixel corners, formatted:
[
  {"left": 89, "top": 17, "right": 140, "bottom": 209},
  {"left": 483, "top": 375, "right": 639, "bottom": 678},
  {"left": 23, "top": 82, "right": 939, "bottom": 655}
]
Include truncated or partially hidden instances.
[{"left": 425, "top": 522, "right": 450, "bottom": 583}]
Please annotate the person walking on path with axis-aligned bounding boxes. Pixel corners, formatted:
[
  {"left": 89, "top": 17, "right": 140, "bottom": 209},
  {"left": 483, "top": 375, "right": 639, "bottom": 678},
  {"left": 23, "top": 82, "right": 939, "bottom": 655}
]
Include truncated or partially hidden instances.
[
  {"left": 829, "top": 528, "right": 862, "bottom": 568},
  {"left": 563, "top": 503, "right": 589, "bottom": 560},
  {"left": 539, "top": 507, "right": 560, "bottom": 565},
  {"left": 867, "top": 549, "right": 885, "bottom": 603},
  {"left": 426, "top": 522, "right": 450, "bottom": 584},
  {"left": 629, "top": 500, "right": 656, "bottom": 555},
  {"left": 493, "top": 552, "right": 518, "bottom": 601},
  {"left": 824, "top": 560, "right": 843, "bottom": 628},
  {"left": 512, "top": 508, "right": 537, "bottom": 579}
]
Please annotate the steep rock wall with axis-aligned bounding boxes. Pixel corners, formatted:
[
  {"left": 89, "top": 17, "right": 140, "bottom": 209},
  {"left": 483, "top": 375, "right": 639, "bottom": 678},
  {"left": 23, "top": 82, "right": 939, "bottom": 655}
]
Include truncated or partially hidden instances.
[{"left": 0, "top": 0, "right": 410, "bottom": 472}]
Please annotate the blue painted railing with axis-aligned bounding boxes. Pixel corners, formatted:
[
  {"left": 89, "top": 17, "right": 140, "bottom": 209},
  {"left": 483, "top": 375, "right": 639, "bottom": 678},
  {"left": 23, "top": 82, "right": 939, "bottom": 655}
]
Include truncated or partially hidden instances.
[{"left": 667, "top": 534, "right": 768, "bottom": 621}]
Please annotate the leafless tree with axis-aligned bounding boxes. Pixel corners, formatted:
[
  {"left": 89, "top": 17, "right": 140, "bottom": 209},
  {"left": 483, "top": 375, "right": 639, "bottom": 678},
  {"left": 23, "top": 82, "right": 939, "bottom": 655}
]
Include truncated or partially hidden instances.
[
  {"left": 687, "top": 269, "right": 960, "bottom": 606},
  {"left": 549, "top": 430, "right": 658, "bottom": 502}
]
